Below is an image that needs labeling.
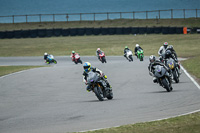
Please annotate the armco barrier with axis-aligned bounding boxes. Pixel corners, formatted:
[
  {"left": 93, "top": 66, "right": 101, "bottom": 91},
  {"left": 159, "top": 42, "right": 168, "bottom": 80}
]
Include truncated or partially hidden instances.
[
  {"left": 0, "top": 31, "right": 5, "bottom": 39},
  {"left": 169, "top": 27, "right": 176, "bottom": 34},
  {"left": 154, "top": 27, "right": 162, "bottom": 34},
  {"left": 101, "top": 28, "right": 108, "bottom": 35},
  {"left": 38, "top": 29, "right": 46, "bottom": 37},
  {"left": 108, "top": 28, "right": 116, "bottom": 35},
  {"left": 14, "top": 30, "right": 22, "bottom": 38},
  {"left": 69, "top": 28, "right": 77, "bottom": 36},
  {"left": 77, "top": 28, "right": 85, "bottom": 35},
  {"left": 116, "top": 28, "right": 123, "bottom": 35},
  {"left": 162, "top": 27, "right": 169, "bottom": 34},
  {"left": 6, "top": 31, "right": 14, "bottom": 38},
  {"left": 138, "top": 27, "right": 147, "bottom": 34},
  {"left": 61, "top": 29, "right": 70, "bottom": 36},
  {"left": 21, "top": 30, "right": 30, "bottom": 38},
  {"left": 46, "top": 29, "right": 53, "bottom": 37},
  {"left": 85, "top": 28, "right": 93, "bottom": 35},
  {"left": 146, "top": 27, "right": 154, "bottom": 34},
  {"left": 30, "top": 30, "right": 37, "bottom": 38},
  {"left": 93, "top": 28, "right": 101, "bottom": 35},
  {"left": 53, "top": 29, "right": 62, "bottom": 36},
  {"left": 131, "top": 27, "right": 139, "bottom": 34},
  {"left": 123, "top": 27, "right": 131, "bottom": 34},
  {"left": 1, "top": 27, "right": 199, "bottom": 39},
  {"left": 176, "top": 27, "right": 183, "bottom": 34}
]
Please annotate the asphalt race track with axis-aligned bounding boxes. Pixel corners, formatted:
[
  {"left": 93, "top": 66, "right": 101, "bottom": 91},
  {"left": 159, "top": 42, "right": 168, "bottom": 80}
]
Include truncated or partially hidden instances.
[{"left": 0, "top": 56, "right": 200, "bottom": 133}]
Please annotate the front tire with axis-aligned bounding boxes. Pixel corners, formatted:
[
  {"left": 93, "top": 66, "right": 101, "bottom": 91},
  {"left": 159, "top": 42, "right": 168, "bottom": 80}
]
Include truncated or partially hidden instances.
[
  {"left": 140, "top": 55, "right": 143, "bottom": 61},
  {"left": 173, "top": 69, "right": 179, "bottom": 83},
  {"left": 162, "top": 78, "right": 171, "bottom": 92},
  {"left": 129, "top": 55, "right": 133, "bottom": 61},
  {"left": 54, "top": 60, "right": 57, "bottom": 64},
  {"left": 94, "top": 86, "right": 104, "bottom": 101}
]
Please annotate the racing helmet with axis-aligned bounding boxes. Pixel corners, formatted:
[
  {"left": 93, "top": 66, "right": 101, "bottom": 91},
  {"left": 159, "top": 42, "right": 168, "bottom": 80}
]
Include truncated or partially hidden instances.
[
  {"left": 83, "top": 62, "right": 91, "bottom": 72},
  {"left": 44, "top": 52, "right": 48, "bottom": 55},
  {"left": 168, "top": 45, "right": 174, "bottom": 50},
  {"left": 72, "top": 51, "right": 75, "bottom": 54},
  {"left": 163, "top": 42, "right": 168, "bottom": 49},
  {"left": 125, "top": 46, "right": 128, "bottom": 49},
  {"left": 97, "top": 48, "right": 101, "bottom": 51},
  {"left": 136, "top": 44, "right": 139, "bottom": 47},
  {"left": 149, "top": 55, "right": 156, "bottom": 63},
  {"left": 165, "top": 50, "right": 172, "bottom": 58}
]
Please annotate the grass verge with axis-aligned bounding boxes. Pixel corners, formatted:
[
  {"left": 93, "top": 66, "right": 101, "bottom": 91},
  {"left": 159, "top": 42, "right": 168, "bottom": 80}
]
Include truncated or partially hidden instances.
[
  {"left": 0, "top": 18, "right": 200, "bottom": 31},
  {"left": 0, "top": 66, "right": 46, "bottom": 77},
  {"left": 80, "top": 112, "right": 200, "bottom": 133}
]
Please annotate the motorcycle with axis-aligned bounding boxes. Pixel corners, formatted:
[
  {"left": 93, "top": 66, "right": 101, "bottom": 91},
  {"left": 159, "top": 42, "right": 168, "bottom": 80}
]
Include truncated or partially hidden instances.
[
  {"left": 98, "top": 52, "right": 107, "bottom": 63},
  {"left": 137, "top": 48, "right": 144, "bottom": 61},
  {"left": 71, "top": 53, "right": 82, "bottom": 64},
  {"left": 86, "top": 71, "right": 113, "bottom": 101},
  {"left": 125, "top": 50, "right": 133, "bottom": 62},
  {"left": 46, "top": 55, "right": 57, "bottom": 64},
  {"left": 165, "top": 58, "right": 180, "bottom": 83},
  {"left": 153, "top": 65, "right": 173, "bottom": 92}
]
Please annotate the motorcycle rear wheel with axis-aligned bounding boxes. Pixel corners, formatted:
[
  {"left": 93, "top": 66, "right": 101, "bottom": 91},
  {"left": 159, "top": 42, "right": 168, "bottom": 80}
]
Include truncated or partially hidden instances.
[{"left": 106, "top": 89, "right": 113, "bottom": 100}]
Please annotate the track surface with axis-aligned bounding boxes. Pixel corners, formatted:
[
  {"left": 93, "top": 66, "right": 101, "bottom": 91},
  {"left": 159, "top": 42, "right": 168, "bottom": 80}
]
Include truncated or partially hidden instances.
[{"left": 0, "top": 56, "right": 200, "bottom": 133}]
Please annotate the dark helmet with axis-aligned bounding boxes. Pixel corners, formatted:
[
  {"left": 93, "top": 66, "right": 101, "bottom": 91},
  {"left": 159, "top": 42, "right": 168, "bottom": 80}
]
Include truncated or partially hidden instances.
[
  {"left": 168, "top": 45, "right": 174, "bottom": 50},
  {"left": 165, "top": 50, "right": 172, "bottom": 58},
  {"left": 149, "top": 55, "right": 156, "bottom": 63},
  {"left": 163, "top": 42, "right": 168, "bottom": 49}
]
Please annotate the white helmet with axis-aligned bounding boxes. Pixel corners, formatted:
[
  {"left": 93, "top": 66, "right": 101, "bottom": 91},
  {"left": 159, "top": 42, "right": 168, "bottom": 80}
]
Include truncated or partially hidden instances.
[
  {"left": 136, "top": 44, "right": 139, "bottom": 47},
  {"left": 44, "top": 52, "right": 48, "bottom": 55}
]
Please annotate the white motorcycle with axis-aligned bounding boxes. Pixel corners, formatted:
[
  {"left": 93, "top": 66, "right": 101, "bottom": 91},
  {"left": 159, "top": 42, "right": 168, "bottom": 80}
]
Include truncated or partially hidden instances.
[{"left": 125, "top": 50, "right": 133, "bottom": 62}]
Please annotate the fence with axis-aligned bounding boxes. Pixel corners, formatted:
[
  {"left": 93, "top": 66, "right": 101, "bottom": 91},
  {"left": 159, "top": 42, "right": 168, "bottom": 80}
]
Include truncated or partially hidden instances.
[{"left": 0, "top": 9, "right": 199, "bottom": 24}]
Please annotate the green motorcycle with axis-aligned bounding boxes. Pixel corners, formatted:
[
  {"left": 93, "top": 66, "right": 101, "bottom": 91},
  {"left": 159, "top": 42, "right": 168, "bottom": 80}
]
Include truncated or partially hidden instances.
[{"left": 137, "top": 49, "right": 144, "bottom": 61}]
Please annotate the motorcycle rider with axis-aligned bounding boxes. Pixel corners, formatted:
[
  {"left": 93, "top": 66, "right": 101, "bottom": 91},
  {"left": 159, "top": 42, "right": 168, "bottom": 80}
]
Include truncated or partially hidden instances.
[
  {"left": 148, "top": 55, "right": 172, "bottom": 84},
  {"left": 134, "top": 44, "right": 143, "bottom": 58},
  {"left": 166, "top": 45, "right": 178, "bottom": 60},
  {"left": 164, "top": 49, "right": 181, "bottom": 74},
  {"left": 158, "top": 42, "right": 169, "bottom": 61},
  {"left": 83, "top": 62, "right": 112, "bottom": 92},
  {"left": 124, "top": 46, "right": 130, "bottom": 60},
  {"left": 96, "top": 48, "right": 104, "bottom": 60},
  {"left": 44, "top": 52, "right": 49, "bottom": 63},
  {"left": 70, "top": 51, "right": 76, "bottom": 62}
]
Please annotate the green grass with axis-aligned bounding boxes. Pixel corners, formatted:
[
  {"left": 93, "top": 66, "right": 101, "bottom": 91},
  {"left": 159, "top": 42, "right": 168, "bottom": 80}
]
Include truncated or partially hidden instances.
[
  {"left": 181, "top": 56, "right": 200, "bottom": 79},
  {"left": 0, "top": 34, "right": 200, "bottom": 57},
  {"left": 0, "top": 66, "right": 46, "bottom": 77},
  {"left": 81, "top": 112, "right": 200, "bottom": 133},
  {"left": 0, "top": 18, "right": 200, "bottom": 31}
]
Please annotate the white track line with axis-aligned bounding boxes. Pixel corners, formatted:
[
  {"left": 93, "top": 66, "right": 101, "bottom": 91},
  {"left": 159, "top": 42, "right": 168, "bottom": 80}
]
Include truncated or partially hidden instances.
[{"left": 180, "top": 65, "right": 200, "bottom": 90}]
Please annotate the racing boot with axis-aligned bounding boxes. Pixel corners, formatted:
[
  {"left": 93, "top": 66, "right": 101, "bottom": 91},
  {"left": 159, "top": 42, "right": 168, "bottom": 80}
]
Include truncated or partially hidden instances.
[
  {"left": 86, "top": 85, "right": 91, "bottom": 92},
  {"left": 153, "top": 77, "right": 157, "bottom": 83}
]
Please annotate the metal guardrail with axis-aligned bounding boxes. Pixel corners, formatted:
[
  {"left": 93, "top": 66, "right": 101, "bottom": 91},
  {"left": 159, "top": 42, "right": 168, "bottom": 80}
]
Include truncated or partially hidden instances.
[{"left": 0, "top": 9, "right": 199, "bottom": 24}]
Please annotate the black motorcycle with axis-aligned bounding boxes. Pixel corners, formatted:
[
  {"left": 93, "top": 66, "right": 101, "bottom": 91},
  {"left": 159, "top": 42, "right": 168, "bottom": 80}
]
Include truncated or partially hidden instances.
[
  {"left": 154, "top": 65, "right": 173, "bottom": 92},
  {"left": 166, "top": 58, "right": 180, "bottom": 83},
  {"left": 87, "top": 71, "right": 113, "bottom": 101}
]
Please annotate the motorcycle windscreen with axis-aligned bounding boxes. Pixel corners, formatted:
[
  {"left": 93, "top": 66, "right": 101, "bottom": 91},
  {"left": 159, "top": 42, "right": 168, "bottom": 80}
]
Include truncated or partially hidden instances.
[
  {"left": 154, "top": 65, "right": 166, "bottom": 78},
  {"left": 87, "top": 71, "right": 99, "bottom": 84}
]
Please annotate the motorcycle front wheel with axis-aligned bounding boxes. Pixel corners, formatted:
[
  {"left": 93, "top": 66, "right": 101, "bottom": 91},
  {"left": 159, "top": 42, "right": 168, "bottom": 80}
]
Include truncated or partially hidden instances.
[
  {"left": 94, "top": 86, "right": 104, "bottom": 101},
  {"left": 173, "top": 69, "right": 179, "bottom": 83},
  {"left": 162, "top": 78, "right": 171, "bottom": 92}
]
